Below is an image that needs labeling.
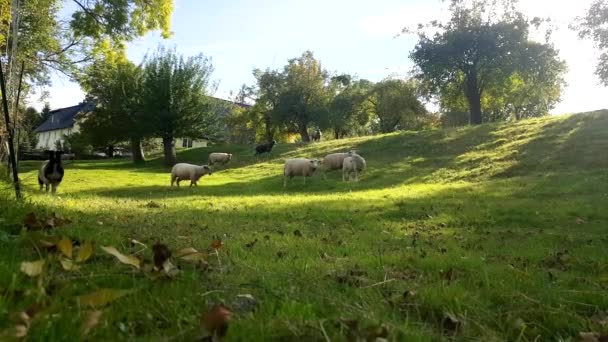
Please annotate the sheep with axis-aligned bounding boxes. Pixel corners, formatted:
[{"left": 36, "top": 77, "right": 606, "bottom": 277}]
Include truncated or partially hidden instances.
[
  {"left": 321, "top": 152, "right": 353, "bottom": 179},
  {"left": 310, "top": 128, "right": 322, "bottom": 142},
  {"left": 170, "top": 163, "right": 212, "bottom": 187},
  {"left": 255, "top": 140, "right": 277, "bottom": 156},
  {"left": 342, "top": 153, "right": 366, "bottom": 182},
  {"left": 38, "top": 150, "right": 64, "bottom": 193},
  {"left": 283, "top": 158, "right": 321, "bottom": 187},
  {"left": 208, "top": 152, "right": 232, "bottom": 165}
]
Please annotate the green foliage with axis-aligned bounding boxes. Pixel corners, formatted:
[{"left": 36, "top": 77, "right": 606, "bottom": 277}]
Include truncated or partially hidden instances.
[
  {"left": 328, "top": 77, "right": 375, "bottom": 138},
  {"left": 142, "top": 46, "right": 219, "bottom": 165},
  {"left": 410, "top": 0, "right": 565, "bottom": 124},
  {"left": 578, "top": 0, "right": 608, "bottom": 85},
  {"left": 369, "top": 79, "right": 428, "bottom": 133},
  {"left": 62, "top": 131, "right": 93, "bottom": 156},
  {"left": 17, "top": 107, "right": 41, "bottom": 151}
]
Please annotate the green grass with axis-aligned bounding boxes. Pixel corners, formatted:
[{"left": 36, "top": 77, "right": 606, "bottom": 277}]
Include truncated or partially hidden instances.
[{"left": 1, "top": 111, "right": 608, "bottom": 341}]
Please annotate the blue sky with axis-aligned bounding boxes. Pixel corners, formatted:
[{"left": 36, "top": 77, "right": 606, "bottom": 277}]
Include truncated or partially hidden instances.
[{"left": 31, "top": 0, "right": 608, "bottom": 114}]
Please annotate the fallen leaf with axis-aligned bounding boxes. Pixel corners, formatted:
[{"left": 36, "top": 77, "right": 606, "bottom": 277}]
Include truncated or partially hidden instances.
[
  {"left": 23, "top": 212, "right": 41, "bottom": 230},
  {"left": 576, "top": 217, "right": 586, "bottom": 225},
  {"left": 101, "top": 246, "right": 141, "bottom": 269},
  {"left": 201, "top": 304, "right": 232, "bottom": 338},
  {"left": 175, "top": 247, "right": 199, "bottom": 258},
  {"left": 210, "top": 239, "right": 223, "bottom": 250},
  {"left": 180, "top": 252, "right": 208, "bottom": 263},
  {"left": 76, "top": 241, "right": 94, "bottom": 263},
  {"left": 81, "top": 310, "right": 103, "bottom": 337},
  {"left": 20, "top": 260, "right": 45, "bottom": 277},
  {"left": 77, "top": 288, "right": 133, "bottom": 307},
  {"left": 57, "top": 237, "right": 73, "bottom": 259},
  {"left": 162, "top": 260, "right": 180, "bottom": 277},
  {"left": 60, "top": 258, "right": 81, "bottom": 271},
  {"left": 47, "top": 213, "right": 72, "bottom": 228},
  {"left": 152, "top": 243, "right": 171, "bottom": 270}
]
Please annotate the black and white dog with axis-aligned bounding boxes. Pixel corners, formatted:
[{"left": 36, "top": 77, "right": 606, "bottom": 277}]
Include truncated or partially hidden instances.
[{"left": 38, "top": 150, "right": 64, "bottom": 193}]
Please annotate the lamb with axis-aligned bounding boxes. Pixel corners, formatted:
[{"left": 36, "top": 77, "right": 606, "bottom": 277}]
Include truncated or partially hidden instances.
[
  {"left": 342, "top": 153, "right": 366, "bottom": 182},
  {"left": 208, "top": 152, "right": 232, "bottom": 165},
  {"left": 255, "top": 140, "right": 277, "bottom": 156},
  {"left": 283, "top": 158, "right": 321, "bottom": 187},
  {"left": 170, "top": 163, "right": 212, "bottom": 187},
  {"left": 311, "top": 128, "right": 322, "bottom": 142},
  {"left": 321, "top": 152, "right": 353, "bottom": 179},
  {"left": 38, "top": 150, "right": 64, "bottom": 193}
]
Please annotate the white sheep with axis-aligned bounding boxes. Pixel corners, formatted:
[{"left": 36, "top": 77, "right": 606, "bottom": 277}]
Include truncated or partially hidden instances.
[
  {"left": 321, "top": 152, "right": 353, "bottom": 179},
  {"left": 283, "top": 158, "right": 320, "bottom": 187},
  {"left": 342, "top": 153, "right": 366, "bottom": 182},
  {"left": 208, "top": 152, "right": 232, "bottom": 165},
  {"left": 170, "top": 163, "right": 213, "bottom": 187}
]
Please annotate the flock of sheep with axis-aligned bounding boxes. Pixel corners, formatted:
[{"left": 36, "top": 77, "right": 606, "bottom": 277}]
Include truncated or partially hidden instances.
[
  {"left": 170, "top": 141, "right": 367, "bottom": 188},
  {"left": 35, "top": 139, "right": 367, "bottom": 193}
]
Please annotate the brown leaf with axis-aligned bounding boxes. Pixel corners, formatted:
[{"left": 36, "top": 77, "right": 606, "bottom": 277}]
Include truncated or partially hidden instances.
[
  {"left": 101, "top": 246, "right": 141, "bottom": 269},
  {"left": 81, "top": 310, "right": 103, "bottom": 337},
  {"left": 47, "top": 213, "right": 72, "bottom": 228},
  {"left": 57, "top": 237, "right": 73, "bottom": 259},
  {"left": 60, "top": 258, "right": 81, "bottom": 271},
  {"left": 174, "top": 247, "right": 199, "bottom": 258},
  {"left": 152, "top": 243, "right": 171, "bottom": 270},
  {"left": 77, "top": 288, "right": 133, "bottom": 307},
  {"left": 23, "top": 212, "right": 41, "bottom": 230},
  {"left": 20, "top": 260, "right": 45, "bottom": 277},
  {"left": 201, "top": 304, "right": 232, "bottom": 338},
  {"left": 210, "top": 239, "right": 223, "bottom": 250},
  {"left": 162, "top": 260, "right": 180, "bottom": 277},
  {"left": 76, "top": 241, "right": 94, "bottom": 263}
]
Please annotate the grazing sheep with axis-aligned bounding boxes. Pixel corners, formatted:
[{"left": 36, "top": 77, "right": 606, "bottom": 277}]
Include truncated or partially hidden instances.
[
  {"left": 170, "top": 163, "right": 212, "bottom": 187},
  {"left": 311, "top": 128, "right": 322, "bottom": 142},
  {"left": 342, "top": 153, "right": 366, "bottom": 182},
  {"left": 283, "top": 158, "right": 321, "bottom": 187},
  {"left": 208, "top": 152, "right": 232, "bottom": 165},
  {"left": 255, "top": 140, "right": 277, "bottom": 156},
  {"left": 38, "top": 150, "right": 64, "bottom": 193},
  {"left": 321, "top": 152, "right": 353, "bottom": 179}
]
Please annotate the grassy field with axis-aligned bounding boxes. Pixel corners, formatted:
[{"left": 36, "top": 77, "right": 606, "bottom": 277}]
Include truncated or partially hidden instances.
[{"left": 1, "top": 111, "right": 608, "bottom": 341}]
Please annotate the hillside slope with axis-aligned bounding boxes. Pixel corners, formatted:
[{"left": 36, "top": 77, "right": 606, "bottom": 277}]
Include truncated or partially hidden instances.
[{"left": 1, "top": 111, "right": 608, "bottom": 341}]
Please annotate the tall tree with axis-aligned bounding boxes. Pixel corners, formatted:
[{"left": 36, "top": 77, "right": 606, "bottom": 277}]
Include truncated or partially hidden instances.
[
  {"left": 142, "top": 46, "right": 218, "bottom": 166},
  {"left": 369, "top": 79, "right": 427, "bottom": 133},
  {"left": 409, "top": 0, "right": 564, "bottom": 125},
  {"left": 249, "top": 69, "right": 284, "bottom": 142},
  {"left": 328, "top": 77, "right": 375, "bottom": 139},
  {"left": 578, "top": 0, "right": 608, "bottom": 85}
]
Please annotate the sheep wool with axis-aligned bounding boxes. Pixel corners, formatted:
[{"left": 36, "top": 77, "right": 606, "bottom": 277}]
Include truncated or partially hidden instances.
[
  {"left": 171, "top": 163, "right": 212, "bottom": 187},
  {"left": 283, "top": 158, "right": 320, "bottom": 187},
  {"left": 208, "top": 153, "right": 232, "bottom": 165},
  {"left": 342, "top": 154, "right": 366, "bottom": 182}
]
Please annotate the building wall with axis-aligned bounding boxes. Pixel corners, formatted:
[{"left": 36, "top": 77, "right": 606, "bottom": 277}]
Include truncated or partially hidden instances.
[
  {"left": 152, "top": 138, "right": 208, "bottom": 149},
  {"left": 36, "top": 124, "right": 78, "bottom": 150}
]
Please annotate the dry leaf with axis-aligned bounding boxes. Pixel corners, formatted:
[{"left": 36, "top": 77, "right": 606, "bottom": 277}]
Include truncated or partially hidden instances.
[
  {"left": 81, "top": 310, "right": 103, "bottom": 336},
  {"left": 101, "top": 246, "right": 141, "bottom": 269},
  {"left": 20, "top": 260, "right": 45, "bottom": 277},
  {"left": 77, "top": 288, "right": 133, "bottom": 307},
  {"left": 23, "top": 212, "right": 41, "bottom": 230},
  {"left": 162, "top": 260, "right": 180, "bottom": 277},
  {"left": 60, "top": 258, "right": 81, "bottom": 271},
  {"left": 210, "top": 239, "right": 223, "bottom": 250},
  {"left": 57, "top": 237, "right": 73, "bottom": 259},
  {"left": 201, "top": 304, "right": 232, "bottom": 338},
  {"left": 174, "top": 247, "right": 199, "bottom": 258},
  {"left": 47, "top": 213, "right": 72, "bottom": 228},
  {"left": 76, "top": 241, "right": 94, "bottom": 263},
  {"left": 180, "top": 252, "right": 208, "bottom": 262},
  {"left": 152, "top": 243, "right": 171, "bottom": 270}
]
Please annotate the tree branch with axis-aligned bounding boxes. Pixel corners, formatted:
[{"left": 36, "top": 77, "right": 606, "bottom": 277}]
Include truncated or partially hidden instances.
[{"left": 72, "top": 0, "right": 105, "bottom": 28}]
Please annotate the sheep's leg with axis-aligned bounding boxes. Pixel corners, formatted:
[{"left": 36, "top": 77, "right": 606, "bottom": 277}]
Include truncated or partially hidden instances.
[
  {"left": 176, "top": 178, "right": 181, "bottom": 187},
  {"left": 51, "top": 183, "right": 57, "bottom": 194},
  {"left": 354, "top": 170, "right": 358, "bottom": 182},
  {"left": 45, "top": 183, "right": 50, "bottom": 192}
]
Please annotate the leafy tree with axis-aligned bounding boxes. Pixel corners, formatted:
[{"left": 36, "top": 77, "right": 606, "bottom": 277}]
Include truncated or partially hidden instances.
[
  {"left": 409, "top": 0, "right": 564, "bottom": 124},
  {"left": 369, "top": 79, "right": 427, "bottom": 133},
  {"left": 328, "top": 77, "right": 375, "bottom": 139},
  {"left": 40, "top": 103, "right": 52, "bottom": 125},
  {"left": 78, "top": 56, "right": 148, "bottom": 162},
  {"left": 142, "top": 46, "right": 218, "bottom": 166},
  {"left": 578, "top": 0, "right": 608, "bottom": 85},
  {"left": 18, "top": 107, "right": 42, "bottom": 151},
  {"left": 249, "top": 69, "right": 284, "bottom": 142}
]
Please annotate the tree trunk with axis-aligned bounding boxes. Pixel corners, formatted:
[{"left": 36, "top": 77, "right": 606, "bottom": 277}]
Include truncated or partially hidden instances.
[
  {"left": 299, "top": 124, "right": 310, "bottom": 142},
  {"left": 162, "top": 136, "right": 177, "bottom": 167},
  {"left": 130, "top": 137, "right": 145, "bottom": 163},
  {"left": 465, "top": 72, "right": 482, "bottom": 125},
  {"left": 334, "top": 129, "right": 339, "bottom": 140},
  {"left": 264, "top": 118, "right": 274, "bottom": 143},
  {"left": 107, "top": 145, "right": 114, "bottom": 158}
]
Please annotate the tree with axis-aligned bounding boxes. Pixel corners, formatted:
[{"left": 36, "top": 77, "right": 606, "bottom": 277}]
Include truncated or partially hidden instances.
[
  {"left": 409, "top": 0, "right": 564, "bottom": 125},
  {"left": 369, "top": 79, "right": 427, "bottom": 133},
  {"left": 249, "top": 69, "right": 284, "bottom": 142},
  {"left": 578, "top": 0, "right": 608, "bottom": 85},
  {"left": 142, "top": 46, "right": 219, "bottom": 166},
  {"left": 274, "top": 51, "right": 331, "bottom": 142},
  {"left": 328, "top": 77, "right": 375, "bottom": 139},
  {"left": 78, "top": 56, "right": 148, "bottom": 162},
  {"left": 40, "top": 103, "right": 52, "bottom": 125}
]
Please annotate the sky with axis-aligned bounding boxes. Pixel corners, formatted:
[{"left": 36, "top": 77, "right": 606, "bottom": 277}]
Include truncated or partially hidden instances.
[{"left": 29, "top": 0, "right": 607, "bottom": 115}]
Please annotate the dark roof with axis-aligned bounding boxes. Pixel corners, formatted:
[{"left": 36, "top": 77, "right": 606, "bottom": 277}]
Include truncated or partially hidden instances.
[{"left": 35, "top": 102, "right": 95, "bottom": 133}]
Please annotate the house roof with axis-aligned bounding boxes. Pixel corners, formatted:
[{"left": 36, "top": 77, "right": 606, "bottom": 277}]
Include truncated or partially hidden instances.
[{"left": 35, "top": 102, "right": 95, "bottom": 133}]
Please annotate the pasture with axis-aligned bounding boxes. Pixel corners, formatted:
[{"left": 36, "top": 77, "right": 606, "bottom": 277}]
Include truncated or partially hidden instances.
[{"left": 1, "top": 112, "right": 608, "bottom": 340}]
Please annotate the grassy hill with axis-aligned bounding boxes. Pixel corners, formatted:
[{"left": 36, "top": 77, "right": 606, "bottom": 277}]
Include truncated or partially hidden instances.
[{"left": 1, "top": 111, "right": 607, "bottom": 340}]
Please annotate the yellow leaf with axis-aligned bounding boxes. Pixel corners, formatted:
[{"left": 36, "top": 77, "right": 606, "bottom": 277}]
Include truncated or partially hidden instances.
[
  {"left": 60, "top": 258, "right": 81, "bottom": 271},
  {"left": 20, "top": 260, "right": 45, "bottom": 277},
  {"left": 76, "top": 241, "right": 94, "bottom": 263},
  {"left": 101, "top": 246, "right": 141, "bottom": 269},
  {"left": 81, "top": 310, "right": 103, "bottom": 336},
  {"left": 180, "top": 252, "right": 208, "bottom": 262},
  {"left": 77, "top": 288, "right": 133, "bottom": 307},
  {"left": 174, "top": 247, "right": 199, "bottom": 258},
  {"left": 57, "top": 238, "right": 73, "bottom": 259}
]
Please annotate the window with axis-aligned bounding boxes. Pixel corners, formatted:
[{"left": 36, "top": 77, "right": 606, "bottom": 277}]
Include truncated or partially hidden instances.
[{"left": 182, "top": 138, "right": 193, "bottom": 148}]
